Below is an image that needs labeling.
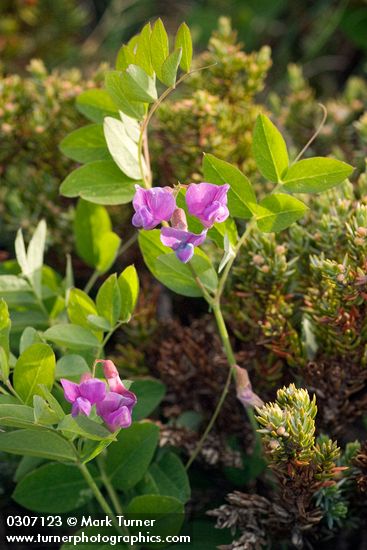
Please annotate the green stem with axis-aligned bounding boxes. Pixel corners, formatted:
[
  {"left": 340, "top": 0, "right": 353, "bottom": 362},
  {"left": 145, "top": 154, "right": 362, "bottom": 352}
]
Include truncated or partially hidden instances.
[
  {"left": 216, "top": 220, "right": 254, "bottom": 301},
  {"left": 78, "top": 462, "right": 131, "bottom": 546},
  {"left": 97, "top": 455, "right": 124, "bottom": 516},
  {"left": 185, "top": 363, "right": 233, "bottom": 470},
  {"left": 95, "top": 321, "right": 123, "bottom": 359},
  {"left": 186, "top": 221, "right": 259, "bottom": 469},
  {"left": 117, "top": 233, "right": 138, "bottom": 258},
  {"left": 84, "top": 270, "right": 100, "bottom": 294},
  {"left": 137, "top": 63, "right": 217, "bottom": 188}
]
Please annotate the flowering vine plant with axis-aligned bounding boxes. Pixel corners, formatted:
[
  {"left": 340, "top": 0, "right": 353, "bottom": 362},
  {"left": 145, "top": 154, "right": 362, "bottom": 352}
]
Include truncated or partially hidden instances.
[{"left": 0, "top": 17, "right": 356, "bottom": 549}]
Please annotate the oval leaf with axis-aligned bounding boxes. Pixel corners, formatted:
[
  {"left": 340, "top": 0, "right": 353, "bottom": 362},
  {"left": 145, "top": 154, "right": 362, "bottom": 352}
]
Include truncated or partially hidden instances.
[
  {"left": 253, "top": 114, "right": 289, "bottom": 183},
  {"left": 13, "top": 343, "right": 55, "bottom": 405},
  {"left": 60, "top": 124, "right": 110, "bottom": 164},
  {"left": 0, "top": 429, "right": 76, "bottom": 461},
  {"left": 203, "top": 154, "right": 256, "bottom": 218},
  {"left": 139, "top": 229, "right": 218, "bottom": 297},
  {"left": 60, "top": 160, "right": 137, "bottom": 205},
  {"left": 175, "top": 23, "right": 193, "bottom": 72},
  {"left": 13, "top": 463, "right": 96, "bottom": 513},
  {"left": 254, "top": 193, "right": 308, "bottom": 233},
  {"left": 106, "top": 422, "right": 159, "bottom": 491},
  {"left": 282, "top": 157, "right": 354, "bottom": 193}
]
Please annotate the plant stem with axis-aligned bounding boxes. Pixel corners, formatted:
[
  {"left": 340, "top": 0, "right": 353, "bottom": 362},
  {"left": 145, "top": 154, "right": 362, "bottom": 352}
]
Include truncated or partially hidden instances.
[
  {"left": 137, "top": 63, "right": 216, "bottom": 188},
  {"left": 95, "top": 321, "right": 123, "bottom": 359},
  {"left": 117, "top": 233, "right": 138, "bottom": 258},
  {"left": 97, "top": 455, "right": 124, "bottom": 516},
  {"left": 84, "top": 269, "right": 100, "bottom": 294},
  {"left": 216, "top": 221, "right": 254, "bottom": 301},
  {"left": 186, "top": 221, "right": 259, "bottom": 469},
  {"left": 78, "top": 462, "right": 132, "bottom": 546},
  {"left": 292, "top": 103, "right": 328, "bottom": 165},
  {"left": 185, "top": 363, "right": 233, "bottom": 470}
]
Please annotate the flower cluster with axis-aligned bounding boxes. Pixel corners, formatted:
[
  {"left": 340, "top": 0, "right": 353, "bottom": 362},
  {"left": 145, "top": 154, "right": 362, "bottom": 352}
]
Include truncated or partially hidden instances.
[
  {"left": 61, "top": 360, "right": 137, "bottom": 432},
  {"left": 132, "top": 182, "right": 230, "bottom": 263}
]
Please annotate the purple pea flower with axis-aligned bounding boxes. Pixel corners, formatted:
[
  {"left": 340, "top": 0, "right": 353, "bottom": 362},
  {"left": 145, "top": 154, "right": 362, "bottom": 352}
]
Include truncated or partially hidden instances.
[
  {"left": 96, "top": 391, "right": 136, "bottom": 432},
  {"left": 100, "top": 359, "right": 137, "bottom": 402},
  {"left": 132, "top": 185, "right": 176, "bottom": 230},
  {"left": 186, "top": 182, "right": 230, "bottom": 228},
  {"left": 160, "top": 226, "right": 207, "bottom": 263},
  {"left": 60, "top": 377, "right": 106, "bottom": 417}
]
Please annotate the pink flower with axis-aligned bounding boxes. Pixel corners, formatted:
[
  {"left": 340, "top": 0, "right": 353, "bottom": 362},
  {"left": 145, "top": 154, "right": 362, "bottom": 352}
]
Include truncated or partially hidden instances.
[
  {"left": 96, "top": 391, "right": 136, "bottom": 432},
  {"left": 132, "top": 185, "right": 176, "bottom": 230},
  {"left": 160, "top": 226, "right": 207, "bottom": 263},
  {"left": 186, "top": 182, "right": 230, "bottom": 228},
  {"left": 60, "top": 377, "right": 106, "bottom": 417}
]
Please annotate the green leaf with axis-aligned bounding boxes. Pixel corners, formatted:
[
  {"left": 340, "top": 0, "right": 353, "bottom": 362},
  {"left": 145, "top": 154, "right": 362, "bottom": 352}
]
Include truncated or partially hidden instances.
[
  {"left": 44, "top": 324, "right": 100, "bottom": 350},
  {"left": 126, "top": 495, "right": 184, "bottom": 544},
  {"left": 118, "top": 265, "right": 139, "bottom": 322},
  {"left": 58, "top": 415, "right": 113, "bottom": 441},
  {"left": 95, "top": 232, "right": 121, "bottom": 274},
  {"left": 0, "top": 298, "right": 11, "bottom": 359},
  {"left": 175, "top": 23, "right": 193, "bottom": 72},
  {"left": 253, "top": 114, "right": 289, "bottom": 183},
  {"left": 282, "top": 157, "right": 354, "bottom": 193},
  {"left": 116, "top": 43, "right": 135, "bottom": 71},
  {"left": 59, "top": 124, "right": 110, "bottom": 164},
  {"left": 67, "top": 288, "right": 99, "bottom": 330},
  {"left": 27, "top": 219, "right": 46, "bottom": 269},
  {"left": 218, "top": 233, "right": 236, "bottom": 273},
  {"left": 103, "top": 117, "right": 141, "bottom": 180},
  {"left": 105, "top": 71, "right": 146, "bottom": 120},
  {"left": 14, "top": 456, "right": 45, "bottom": 483},
  {"left": 60, "top": 160, "right": 137, "bottom": 205},
  {"left": 19, "top": 327, "right": 42, "bottom": 354},
  {"left": 0, "top": 429, "right": 76, "bottom": 461},
  {"left": 140, "top": 452, "right": 190, "bottom": 503},
  {"left": 74, "top": 200, "right": 109, "bottom": 267},
  {"left": 96, "top": 274, "right": 121, "bottom": 327},
  {"left": 150, "top": 18, "right": 169, "bottom": 81},
  {"left": 0, "top": 348, "right": 9, "bottom": 382},
  {"left": 13, "top": 463, "right": 96, "bottom": 513},
  {"left": 106, "top": 422, "right": 159, "bottom": 490},
  {"left": 15, "top": 228, "right": 28, "bottom": 275},
  {"left": 203, "top": 154, "right": 257, "bottom": 218},
  {"left": 33, "top": 395, "right": 60, "bottom": 425},
  {"left": 139, "top": 230, "right": 218, "bottom": 297},
  {"left": 121, "top": 65, "right": 157, "bottom": 103},
  {"left": 87, "top": 315, "right": 112, "bottom": 332},
  {"left": 0, "top": 275, "right": 33, "bottom": 307},
  {"left": 135, "top": 23, "right": 153, "bottom": 76},
  {"left": 38, "top": 385, "right": 66, "bottom": 420},
  {"left": 161, "top": 49, "right": 182, "bottom": 87},
  {"left": 0, "top": 404, "right": 36, "bottom": 429},
  {"left": 254, "top": 193, "right": 308, "bottom": 233},
  {"left": 56, "top": 354, "right": 90, "bottom": 380},
  {"left": 13, "top": 343, "right": 55, "bottom": 405},
  {"left": 76, "top": 89, "right": 119, "bottom": 123},
  {"left": 131, "top": 378, "right": 166, "bottom": 420}
]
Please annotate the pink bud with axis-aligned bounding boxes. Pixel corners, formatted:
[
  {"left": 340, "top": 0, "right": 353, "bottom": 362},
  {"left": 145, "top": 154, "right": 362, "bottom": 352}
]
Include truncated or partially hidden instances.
[
  {"left": 171, "top": 208, "right": 188, "bottom": 231},
  {"left": 234, "top": 365, "right": 264, "bottom": 409},
  {"left": 101, "top": 359, "right": 119, "bottom": 379},
  {"left": 100, "top": 359, "right": 129, "bottom": 396}
]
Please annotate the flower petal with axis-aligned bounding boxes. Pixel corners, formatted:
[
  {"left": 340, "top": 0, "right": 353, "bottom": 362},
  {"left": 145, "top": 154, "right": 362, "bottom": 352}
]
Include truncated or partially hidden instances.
[
  {"left": 104, "top": 406, "right": 132, "bottom": 432},
  {"left": 60, "top": 379, "right": 80, "bottom": 403},
  {"left": 79, "top": 379, "right": 106, "bottom": 404},
  {"left": 175, "top": 244, "right": 194, "bottom": 263},
  {"left": 72, "top": 397, "right": 92, "bottom": 417}
]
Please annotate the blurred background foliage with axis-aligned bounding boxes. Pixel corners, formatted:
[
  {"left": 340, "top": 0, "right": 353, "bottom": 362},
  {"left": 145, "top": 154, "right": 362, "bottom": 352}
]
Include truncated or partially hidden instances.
[{"left": 0, "top": 0, "right": 366, "bottom": 92}]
